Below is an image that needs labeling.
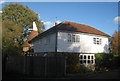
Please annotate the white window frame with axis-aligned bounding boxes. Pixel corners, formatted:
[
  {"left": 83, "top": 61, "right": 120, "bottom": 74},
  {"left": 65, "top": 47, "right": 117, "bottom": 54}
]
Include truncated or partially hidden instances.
[
  {"left": 79, "top": 54, "right": 95, "bottom": 65},
  {"left": 72, "top": 34, "right": 76, "bottom": 42},
  {"left": 68, "top": 34, "right": 72, "bottom": 42},
  {"left": 93, "top": 37, "right": 102, "bottom": 45},
  {"left": 76, "top": 35, "right": 80, "bottom": 42},
  {"left": 68, "top": 33, "right": 80, "bottom": 43}
]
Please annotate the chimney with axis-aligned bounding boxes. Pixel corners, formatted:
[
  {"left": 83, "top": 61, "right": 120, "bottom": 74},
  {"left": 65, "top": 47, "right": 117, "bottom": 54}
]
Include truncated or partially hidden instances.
[
  {"left": 33, "top": 22, "right": 38, "bottom": 31},
  {"left": 55, "top": 22, "right": 58, "bottom": 26}
]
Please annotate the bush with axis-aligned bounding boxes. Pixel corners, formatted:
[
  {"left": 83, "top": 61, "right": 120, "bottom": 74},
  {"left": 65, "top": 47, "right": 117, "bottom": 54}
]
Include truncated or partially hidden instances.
[
  {"left": 60, "top": 53, "right": 90, "bottom": 74},
  {"left": 95, "top": 53, "right": 120, "bottom": 72}
]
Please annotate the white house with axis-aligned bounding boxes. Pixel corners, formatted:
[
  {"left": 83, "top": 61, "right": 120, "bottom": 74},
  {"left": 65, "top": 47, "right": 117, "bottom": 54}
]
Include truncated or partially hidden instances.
[{"left": 29, "top": 21, "right": 110, "bottom": 65}]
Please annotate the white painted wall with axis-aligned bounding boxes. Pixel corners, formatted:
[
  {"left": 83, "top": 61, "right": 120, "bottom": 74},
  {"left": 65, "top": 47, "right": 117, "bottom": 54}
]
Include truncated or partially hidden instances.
[
  {"left": 32, "top": 33, "right": 56, "bottom": 53},
  {"left": 57, "top": 31, "right": 109, "bottom": 53}
]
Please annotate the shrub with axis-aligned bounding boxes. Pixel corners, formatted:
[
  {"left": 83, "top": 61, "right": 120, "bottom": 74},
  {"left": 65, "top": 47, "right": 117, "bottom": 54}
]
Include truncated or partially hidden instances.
[{"left": 95, "top": 53, "right": 120, "bottom": 72}]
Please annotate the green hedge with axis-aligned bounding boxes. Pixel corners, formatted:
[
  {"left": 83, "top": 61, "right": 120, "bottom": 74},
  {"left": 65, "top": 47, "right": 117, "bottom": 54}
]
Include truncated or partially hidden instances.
[{"left": 95, "top": 53, "right": 120, "bottom": 72}]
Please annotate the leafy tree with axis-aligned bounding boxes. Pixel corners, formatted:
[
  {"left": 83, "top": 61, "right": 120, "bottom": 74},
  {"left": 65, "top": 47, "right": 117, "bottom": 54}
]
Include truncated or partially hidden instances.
[
  {"left": 2, "top": 19, "right": 23, "bottom": 58},
  {"left": 118, "top": 30, "right": 120, "bottom": 54},
  {"left": 110, "top": 30, "right": 119, "bottom": 54},
  {"left": 2, "top": 3, "right": 45, "bottom": 42},
  {"left": 2, "top": 3, "right": 45, "bottom": 57}
]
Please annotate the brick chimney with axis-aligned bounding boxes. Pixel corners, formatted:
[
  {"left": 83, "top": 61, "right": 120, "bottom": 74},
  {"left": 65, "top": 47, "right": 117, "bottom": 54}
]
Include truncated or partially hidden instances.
[{"left": 55, "top": 22, "right": 58, "bottom": 26}]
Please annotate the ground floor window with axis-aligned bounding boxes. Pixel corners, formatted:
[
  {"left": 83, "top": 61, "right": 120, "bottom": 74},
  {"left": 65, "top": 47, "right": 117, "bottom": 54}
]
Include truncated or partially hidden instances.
[{"left": 79, "top": 54, "right": 95, "bottom": 65}]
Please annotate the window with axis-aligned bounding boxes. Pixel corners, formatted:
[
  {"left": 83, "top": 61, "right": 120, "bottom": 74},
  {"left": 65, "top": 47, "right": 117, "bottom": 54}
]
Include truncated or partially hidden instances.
[
  {"left": 79, "top": 54, "right": 95, "bottom": 65},
  {"left": 68, "top": 34, "right": 71, "bottom": 42},
  {"left": 80, "top": 55, "right": 83, "bottom": 59},
  {"left": 76, "top": 35, "right": 80, "bottom": 42},
  {"left": 88, "top": 55, "right": 90, "bottom": 59},
  {"left": 68, "top": 34, "right": 80, "bottom": 42},
  {"left": 93, "top": 37, "right": 102, "bottom": 45},
  {"left": 72, "top": 35, "right": 75, "bottom": 42},
  {"left": 84, "top": 55, "right": 86, "bottom": 59},
  {"left": 93, "top": 38, "right": 96, "bottom": 44},
  {"left": 100, "top": 39, "right": 102, "bottom": 44}
]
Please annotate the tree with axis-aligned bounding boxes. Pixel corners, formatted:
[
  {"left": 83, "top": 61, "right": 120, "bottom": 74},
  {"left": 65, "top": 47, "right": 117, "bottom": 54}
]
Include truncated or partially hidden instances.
[
  {"left": 118, "top": 30, "right": 120, "bottom": 54},
  {"left": 2, "top": 3, "right": 45, "bottom": 42},
  {"left": 2, "top": 3, "right": 45, "bottom": 56},
  {"left": 2, "top": 19, "right": 23, "bottom": 58},
  {"left": 110, "top": 30, "right": 119, "bottom": 54}
]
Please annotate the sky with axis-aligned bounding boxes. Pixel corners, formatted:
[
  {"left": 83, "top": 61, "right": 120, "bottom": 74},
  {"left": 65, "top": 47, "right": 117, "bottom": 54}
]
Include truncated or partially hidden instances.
[{"left": 1, "top": 2, "right": 119, "bottom": 36}]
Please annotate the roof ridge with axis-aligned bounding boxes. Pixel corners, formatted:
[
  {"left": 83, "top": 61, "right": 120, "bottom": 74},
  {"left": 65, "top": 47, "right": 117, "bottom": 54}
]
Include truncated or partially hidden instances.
[
  {"left": 62, "top": 21, "right": 91, "bottom": 26},
  {"left": 62, "top": 21, "right": 108, "bottom": 33}
]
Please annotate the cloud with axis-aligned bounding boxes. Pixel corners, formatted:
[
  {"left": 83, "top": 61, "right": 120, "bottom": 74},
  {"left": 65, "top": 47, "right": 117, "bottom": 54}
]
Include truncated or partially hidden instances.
[
  {"left": 56, "top": 20, "right": 61, "bottom": 24},
  {"left": 44, "top": 21, "right": 52, "bottom": 26},
  {"left": 113, "top": 16, "right": 120, "bottom": 24},
  {"left": 38, "top": 14, "right": 40, "bottom": 19},
  {"left": 0, "top": 1, "right": 5, "bottom": 5},
  {"left": 0, "top": 11, "right": 2, "bottom": 13},
  {"left": 42, "top": 20, "right": 61, "bottom": 30},
  {"left": 43, "top": 21, "right": 52, "bottom": 29}
]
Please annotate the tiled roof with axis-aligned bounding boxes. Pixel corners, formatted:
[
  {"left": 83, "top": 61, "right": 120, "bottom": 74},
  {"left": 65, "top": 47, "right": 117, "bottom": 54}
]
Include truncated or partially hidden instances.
[
  {"left": 57, "top": 21, "right": 110, "bottom": 37},
  {"left": 29, "top": 21, "right": 110, "bottom": 43},
  {"left": 23, "top": 31, "right": 38, "bottom": 47}
]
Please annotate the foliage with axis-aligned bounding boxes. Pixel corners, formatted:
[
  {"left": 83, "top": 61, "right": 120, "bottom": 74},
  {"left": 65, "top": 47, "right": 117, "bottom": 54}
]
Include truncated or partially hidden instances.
[
  {"left": 0, "top": 13, "right": 1, "bottom": 48},
  {"left": 2, "top": 3, "right": 45, "bottom": 41},
  {"left": 95, "top": 53, "right": 120, "bottom": 72},
  {"left": 59, "top": 53, "right": 86, "bottom": 74},
  {"left": 109, "top": 30, "right": 119, "bottom": 54},
  {"left": 2, "top": 20, "right": 23, "bottom": 58},
  {"left": 118, "top": 30, "right": 120, "bottom": 54},
  {"left": 2, "top": 3, "right": 45, "bottom": 57},
  {"left": 64, "top": 53, "right": 79, "bottom": 73}
]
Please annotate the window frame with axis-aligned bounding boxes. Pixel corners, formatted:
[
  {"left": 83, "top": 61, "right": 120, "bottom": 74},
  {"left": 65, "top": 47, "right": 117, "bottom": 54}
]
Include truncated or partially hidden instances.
[
  {"left": 79, "top": 54, "right": 95, "bottom": 65},
  {"left": 72, "top": 34, "right": 76, "bottom": 42},
  {"left": 93, "top": 37, "right": 102, "bottom": 45},
  {"left": 68, "top": 34, "right": 72, "bottom": 42},
  {"left": 67, "top": 33, "right": 80, "bottom": 43}
]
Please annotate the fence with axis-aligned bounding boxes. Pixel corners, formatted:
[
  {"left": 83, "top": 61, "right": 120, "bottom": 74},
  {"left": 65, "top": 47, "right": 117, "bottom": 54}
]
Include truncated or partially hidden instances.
[{"left": 6, "top": 56, "right": 66, "bottom": 77}]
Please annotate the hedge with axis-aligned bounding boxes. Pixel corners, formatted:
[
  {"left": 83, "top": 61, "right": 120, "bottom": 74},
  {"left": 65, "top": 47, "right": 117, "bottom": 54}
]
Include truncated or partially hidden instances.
[{"left": 95, "top": 53, "right": 120, "bottom": 72}]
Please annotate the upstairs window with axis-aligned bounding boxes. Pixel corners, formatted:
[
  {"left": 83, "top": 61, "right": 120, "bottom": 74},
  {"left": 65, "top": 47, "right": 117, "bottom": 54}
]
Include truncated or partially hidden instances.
[
  {"left": 68, "top": 34, "right": 71, "bottom": 42},
  {"left": 93, "top": 37, "right": 102, "bottom": 45},
  {"left": 68, "top": 34, "right": 80, "bottom": 42},
  {"left": 76, "top": 35, "right": 80, "bottom": 42},
  {"left": 72, "top": 35, "right": 75, "bottom": 42}
]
